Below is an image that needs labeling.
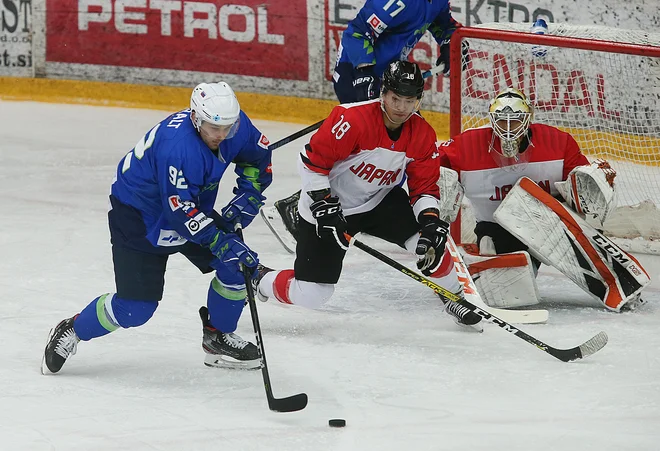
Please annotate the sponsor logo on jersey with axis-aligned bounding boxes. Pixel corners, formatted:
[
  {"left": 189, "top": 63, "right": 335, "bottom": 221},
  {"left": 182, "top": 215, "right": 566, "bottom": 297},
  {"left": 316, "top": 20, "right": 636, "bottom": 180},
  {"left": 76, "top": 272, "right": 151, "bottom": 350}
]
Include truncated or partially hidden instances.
[
  {"left": 168, "top": 195, "right": 182, "bottom": 211},
  {"left": 367, "top": 14, "right": 387, "bottom": 35},
  {"left": 349, "top": 161, "right": 401, "bottom": 186},
  {"left": 258, "top": 134, "right": 270, "bottom": 149},
  {"left": 158, "top": 229, "right": 187, "bottom": 246},
  {"left": 185, "top": 212, "right": 213, "bottom": 235},
  {"left": 490, "top": 180, "right": 550, "bottom": 201}
]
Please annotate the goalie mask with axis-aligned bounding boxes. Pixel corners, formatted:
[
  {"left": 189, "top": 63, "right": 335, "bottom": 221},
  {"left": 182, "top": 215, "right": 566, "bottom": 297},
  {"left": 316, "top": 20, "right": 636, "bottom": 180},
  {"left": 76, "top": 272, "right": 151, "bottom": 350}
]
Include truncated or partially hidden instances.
[
  {"left": 190, "top": 82, "right": 241, "bottom": 149},
  {"left": 488, "top": 88, "right": 533, "bottom": 164}
]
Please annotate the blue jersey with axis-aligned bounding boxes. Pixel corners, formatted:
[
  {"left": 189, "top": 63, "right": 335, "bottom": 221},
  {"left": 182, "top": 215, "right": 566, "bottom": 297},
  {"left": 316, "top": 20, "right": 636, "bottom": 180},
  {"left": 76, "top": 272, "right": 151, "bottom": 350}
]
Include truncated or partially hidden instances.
[
  {"left": 110, "top": 109, "right": 272, "bottom": 252},
  {"left": 337, "top": 0, "right": 458, "bottom": 77}
]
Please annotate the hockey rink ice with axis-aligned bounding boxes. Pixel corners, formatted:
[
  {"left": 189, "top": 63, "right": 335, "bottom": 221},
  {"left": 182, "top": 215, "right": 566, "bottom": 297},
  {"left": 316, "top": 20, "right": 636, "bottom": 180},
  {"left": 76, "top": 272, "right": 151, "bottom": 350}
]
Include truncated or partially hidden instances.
[{"left": 1, "top": 100, "right": 659, "bottom": 451}]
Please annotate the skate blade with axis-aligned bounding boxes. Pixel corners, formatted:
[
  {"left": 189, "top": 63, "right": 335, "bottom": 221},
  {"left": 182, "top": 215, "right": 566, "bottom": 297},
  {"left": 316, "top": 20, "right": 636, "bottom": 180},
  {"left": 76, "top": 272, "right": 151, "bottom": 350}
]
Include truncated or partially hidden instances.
[
  {"left": 203, "top": 353, "right": 262, "bottom": 370},
  {"left": 453, "top": 319, "right": 484, "bottom": 333},
  {"left": 259, "top": 206, "right": 296, "bottom": 254},
  {"left": 40, "top": 327, "right": 56, "bottom": 375}
]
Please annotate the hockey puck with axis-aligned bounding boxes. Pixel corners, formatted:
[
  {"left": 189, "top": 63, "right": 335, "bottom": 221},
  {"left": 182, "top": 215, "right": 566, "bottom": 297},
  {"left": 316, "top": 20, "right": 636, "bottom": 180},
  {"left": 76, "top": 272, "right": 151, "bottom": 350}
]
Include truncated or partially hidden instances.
[{"left": 328, "top": 419, "right": 346, "bottom": 428}]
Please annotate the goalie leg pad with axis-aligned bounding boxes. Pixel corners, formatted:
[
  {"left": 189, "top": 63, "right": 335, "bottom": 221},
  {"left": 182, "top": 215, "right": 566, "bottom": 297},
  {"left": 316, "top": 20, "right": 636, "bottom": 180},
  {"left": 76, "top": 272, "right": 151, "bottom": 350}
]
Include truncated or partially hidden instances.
[
  {"left": 461, "top": 245, "right": 541, "bottom": 308},
  {"left": 494, "top": 177, "right": 650, "bottom": 311}
]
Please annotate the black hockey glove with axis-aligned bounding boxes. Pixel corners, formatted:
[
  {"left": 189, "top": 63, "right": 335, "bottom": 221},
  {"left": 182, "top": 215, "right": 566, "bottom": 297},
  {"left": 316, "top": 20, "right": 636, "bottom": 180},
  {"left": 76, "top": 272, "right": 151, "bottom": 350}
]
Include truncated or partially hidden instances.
[
  {"left": 436, "top": 39, "right": 470, "bottom": 77},
  {"left": 309, "top": 189, "right": 350, "bottom": 251},
  {"left": 415, "top": 208, "right": 450, "bottom": 276},
  {"left": 353, "top": 65, "right": 379, "bottom": 102}
]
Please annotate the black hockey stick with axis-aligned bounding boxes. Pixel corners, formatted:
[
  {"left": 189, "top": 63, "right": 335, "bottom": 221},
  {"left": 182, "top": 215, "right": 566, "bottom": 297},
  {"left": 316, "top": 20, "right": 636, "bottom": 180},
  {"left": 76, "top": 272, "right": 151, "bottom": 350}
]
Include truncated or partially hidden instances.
[
  {"left": 236, "top": 227, "right": 308, "bottom": 412},
  {"left": 267, "top": 65, "right": 445, "bottom": 152},
  {"left": 347, "top": 234, "right": 608, "bottom": 362},
  {"left": 269, "top": 119, "right": 324, "bottom": 151}
]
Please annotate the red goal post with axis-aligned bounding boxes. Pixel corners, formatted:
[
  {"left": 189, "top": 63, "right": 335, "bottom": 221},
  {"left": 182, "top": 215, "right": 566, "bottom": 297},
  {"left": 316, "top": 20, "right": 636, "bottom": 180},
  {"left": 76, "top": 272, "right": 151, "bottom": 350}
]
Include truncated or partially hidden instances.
[{"left": 447, "top": 24, "right": 660, "bottom": 253}]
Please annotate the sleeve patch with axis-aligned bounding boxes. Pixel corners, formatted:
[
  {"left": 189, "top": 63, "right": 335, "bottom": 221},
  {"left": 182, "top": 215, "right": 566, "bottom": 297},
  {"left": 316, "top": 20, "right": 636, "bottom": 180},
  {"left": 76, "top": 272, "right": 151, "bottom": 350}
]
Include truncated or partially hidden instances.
[
  {"left": 168, "top": 195, "right": 182, "bottom": 211},
  {"left": 367, "top": 14, "right": 388, "bottom": 35},
  {"left": 258, "top": 134, "right": 270, "bottom": 149},
  {"left": 185, "top": 213, "right": 213, "bottom": 235}
]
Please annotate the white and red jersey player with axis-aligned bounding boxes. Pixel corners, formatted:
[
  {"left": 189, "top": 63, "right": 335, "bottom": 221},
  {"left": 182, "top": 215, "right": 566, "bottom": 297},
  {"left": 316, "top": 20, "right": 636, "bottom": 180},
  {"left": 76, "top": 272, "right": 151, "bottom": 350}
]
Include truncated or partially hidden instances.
[
  {"left": 297, "top": 100, "right": 441, "bottom": 225},
  {"left": 439, "top": 123, "right": 589, "bottom": 225},
  {"left": 253, "top": 61, "right": 484, "bottom": 330}
]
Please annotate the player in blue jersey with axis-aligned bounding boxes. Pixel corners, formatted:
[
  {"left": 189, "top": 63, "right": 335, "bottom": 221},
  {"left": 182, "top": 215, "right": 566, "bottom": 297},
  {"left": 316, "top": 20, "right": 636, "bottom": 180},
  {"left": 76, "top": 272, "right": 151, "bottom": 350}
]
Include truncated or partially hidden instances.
[
  {"left": 270, "top": 0, "right": 468, "bottom": 241},
  {"left": 333, "top": 0, "right": 464, "bottom": 103},
  {"left": 42, "top": 82, "right": 273, "bottom": 374}
]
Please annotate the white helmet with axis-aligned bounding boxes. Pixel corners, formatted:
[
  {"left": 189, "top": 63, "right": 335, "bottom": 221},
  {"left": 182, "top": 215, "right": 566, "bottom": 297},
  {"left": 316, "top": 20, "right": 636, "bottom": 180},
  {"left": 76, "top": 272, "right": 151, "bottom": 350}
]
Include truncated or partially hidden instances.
[{"left": 190, "top": 82, "right": 241, "bottom": 139}]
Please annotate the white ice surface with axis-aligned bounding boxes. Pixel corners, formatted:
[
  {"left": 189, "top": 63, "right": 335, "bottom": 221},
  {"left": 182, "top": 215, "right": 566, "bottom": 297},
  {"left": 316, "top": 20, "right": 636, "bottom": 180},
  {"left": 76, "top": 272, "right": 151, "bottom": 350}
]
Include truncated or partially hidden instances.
[{"left": 1, "top": 100, "right": 659, "bottom": 451}]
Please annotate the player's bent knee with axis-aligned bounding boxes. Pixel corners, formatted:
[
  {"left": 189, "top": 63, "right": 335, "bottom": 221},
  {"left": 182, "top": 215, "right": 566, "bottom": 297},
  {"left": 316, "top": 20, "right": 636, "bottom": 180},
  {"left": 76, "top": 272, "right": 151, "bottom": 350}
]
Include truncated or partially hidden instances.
[
  {"left": 290, "top": 281, "right": 335, "bottom": 309},
  {"left": 111, "top": 295, "right": 159, "bottom": 328}
]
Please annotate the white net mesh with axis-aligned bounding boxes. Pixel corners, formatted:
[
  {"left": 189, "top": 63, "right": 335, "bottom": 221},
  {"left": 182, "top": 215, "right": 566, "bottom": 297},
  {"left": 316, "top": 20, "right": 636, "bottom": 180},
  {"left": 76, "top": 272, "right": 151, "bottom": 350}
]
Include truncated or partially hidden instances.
[{"left": 456, "top": 23, "right": 660, "bottom": 249}]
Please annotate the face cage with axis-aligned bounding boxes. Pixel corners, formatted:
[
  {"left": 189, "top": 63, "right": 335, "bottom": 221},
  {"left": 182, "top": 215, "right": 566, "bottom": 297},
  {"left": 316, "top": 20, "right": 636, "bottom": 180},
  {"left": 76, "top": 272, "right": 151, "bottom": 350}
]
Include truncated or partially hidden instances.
[
  {"left": 489, "top": 112, "right": 531, "bottom": 158},
  {"left": 488, "top": 132, "right": 533, "bottom": 172},
  {"left": 380, "top": 91, "right": 423, "bottom": 125},
  {"left": 195, "top": 114, "right": 241, "bottom": 141}
]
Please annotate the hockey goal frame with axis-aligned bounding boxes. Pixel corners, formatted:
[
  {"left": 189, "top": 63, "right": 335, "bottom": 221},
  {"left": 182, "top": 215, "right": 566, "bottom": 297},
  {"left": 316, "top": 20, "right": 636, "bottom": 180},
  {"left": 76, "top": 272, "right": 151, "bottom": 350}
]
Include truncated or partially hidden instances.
[{"left": 448, "top": 26, "right": 660, "bottom": 252}]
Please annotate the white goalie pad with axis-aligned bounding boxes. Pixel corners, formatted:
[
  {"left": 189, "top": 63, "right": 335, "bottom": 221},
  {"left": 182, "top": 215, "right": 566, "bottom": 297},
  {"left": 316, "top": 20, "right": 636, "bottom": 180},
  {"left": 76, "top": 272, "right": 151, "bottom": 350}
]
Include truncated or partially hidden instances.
[
  {"left": 494, "top": 177, "right": 650, "bottom": 312},
  {"left": 437, "top": 167, "right": 464, "bottom": 223},
  {"left": 460, "top": 244, "right": 541, "bottom": 309},
  {"left": 447, "top": 238, "right": 549, "bottom": 324},
  {"left": 555, "top": 159, "right": 617, "bottom": 227}
]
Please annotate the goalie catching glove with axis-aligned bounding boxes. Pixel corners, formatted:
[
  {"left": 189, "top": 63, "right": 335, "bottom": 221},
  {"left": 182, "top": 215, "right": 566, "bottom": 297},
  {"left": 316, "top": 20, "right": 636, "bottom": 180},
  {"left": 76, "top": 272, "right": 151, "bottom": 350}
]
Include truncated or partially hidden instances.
[
  {"left": 415, "top": 208, "right": 450, "bottom": 276},
  {"left": 309, "top": 188, "right": 350, "bottom": 250},
  {"left": 555, "top": 159, "right": 617, "bottom": 227}
]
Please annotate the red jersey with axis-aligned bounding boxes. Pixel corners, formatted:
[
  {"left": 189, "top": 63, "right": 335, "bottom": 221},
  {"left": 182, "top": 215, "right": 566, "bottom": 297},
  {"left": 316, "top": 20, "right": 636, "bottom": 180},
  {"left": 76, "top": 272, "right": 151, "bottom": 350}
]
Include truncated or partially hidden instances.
[
  {"left": 439, "top": 123, "right": 589, "bottom": 223},
  {"left": 297, "top": 100, "right": 440, "bottom": 224}
]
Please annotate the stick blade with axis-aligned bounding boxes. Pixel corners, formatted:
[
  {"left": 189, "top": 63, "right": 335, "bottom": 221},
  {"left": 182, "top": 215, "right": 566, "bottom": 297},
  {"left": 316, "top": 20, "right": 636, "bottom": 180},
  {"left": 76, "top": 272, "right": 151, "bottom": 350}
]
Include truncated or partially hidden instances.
[
  {"left": 269, "top": 393, "right": 308, "bottom": 413},
  {"left": 551, "top": 331, "right": 609, "bottom": 362}
]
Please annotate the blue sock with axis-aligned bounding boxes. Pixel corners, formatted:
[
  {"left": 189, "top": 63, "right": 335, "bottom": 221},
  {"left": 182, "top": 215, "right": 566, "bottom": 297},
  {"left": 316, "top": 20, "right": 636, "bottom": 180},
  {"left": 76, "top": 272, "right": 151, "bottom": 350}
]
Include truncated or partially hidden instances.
[
  {"left": 207, "top": 276, "right": 246, "bottom": 333},
  {"left": 73, "top": 293, "right": 158, "bottom": 341}
]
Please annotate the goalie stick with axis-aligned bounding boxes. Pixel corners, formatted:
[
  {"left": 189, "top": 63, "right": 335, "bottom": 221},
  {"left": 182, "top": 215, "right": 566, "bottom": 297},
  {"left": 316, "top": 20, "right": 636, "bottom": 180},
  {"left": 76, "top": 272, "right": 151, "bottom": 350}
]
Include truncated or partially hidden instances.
[
  {"left": 267, "top": 64, "right": 446, "bottom": 152},
  {"left": 236, "top": 226, "right": 308, "bottom": 413},
  {"left": 347, "top": 234, "right": 608, "bottom": 362}
]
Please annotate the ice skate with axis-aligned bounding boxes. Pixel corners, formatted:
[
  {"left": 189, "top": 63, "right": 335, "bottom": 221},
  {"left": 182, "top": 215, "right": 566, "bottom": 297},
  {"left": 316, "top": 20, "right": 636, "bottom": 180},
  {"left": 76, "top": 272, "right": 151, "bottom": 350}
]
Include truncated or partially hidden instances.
[
  {"left": 274, "top": 190, "right": 301, "bottom": 239},
  {"left": 199, "top": 307, "right": 261, "bottom": 370},
  {"left": 251, "top": 264, "right": 274, "bottom": 302},
  {"left": 440, "top": 295, "right": 484, "bottom": 333},
  {"left": 41, "top": 316, "right": 81, "bottom": 375}
]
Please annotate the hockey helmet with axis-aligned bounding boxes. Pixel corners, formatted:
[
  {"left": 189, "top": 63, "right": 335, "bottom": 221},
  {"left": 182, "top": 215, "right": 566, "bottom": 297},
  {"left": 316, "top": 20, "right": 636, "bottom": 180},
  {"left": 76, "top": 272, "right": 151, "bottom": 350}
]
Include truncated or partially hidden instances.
[
  {"left": 381, "top": 61, "right": 425, "bottom": 99},
  {"left": 488, "top": 87, "right": 533, "bottom": 158},
  {"left": 190, "top": 82, "right": 241, "bottom": 142}
]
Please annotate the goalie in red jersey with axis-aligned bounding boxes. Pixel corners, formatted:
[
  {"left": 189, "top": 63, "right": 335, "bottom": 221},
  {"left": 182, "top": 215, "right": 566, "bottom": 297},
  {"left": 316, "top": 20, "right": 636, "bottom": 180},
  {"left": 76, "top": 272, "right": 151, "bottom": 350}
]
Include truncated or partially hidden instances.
[
  {"left": 254, "top": 61, "right": 483, "bottom": 330},
  {"left": 438, "top": 87, "right": 649, "bottom": 312}
]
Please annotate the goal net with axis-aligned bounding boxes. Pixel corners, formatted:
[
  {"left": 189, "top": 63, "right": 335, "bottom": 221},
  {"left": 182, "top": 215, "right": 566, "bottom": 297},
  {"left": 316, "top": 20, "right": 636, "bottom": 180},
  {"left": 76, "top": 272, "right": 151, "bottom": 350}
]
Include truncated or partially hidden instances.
[{"left": 449, "top": 23, "right": 660, "bottom": 253}]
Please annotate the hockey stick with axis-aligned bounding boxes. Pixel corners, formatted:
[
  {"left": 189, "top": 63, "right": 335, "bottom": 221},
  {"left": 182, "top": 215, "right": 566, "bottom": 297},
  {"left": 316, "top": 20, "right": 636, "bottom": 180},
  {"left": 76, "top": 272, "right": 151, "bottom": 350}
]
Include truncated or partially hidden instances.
[
  {"left": 267, "top": 65, "right": 445, "bottom": 152},
  {"left": 347, "top": 234, "right": 608, "bottom": 362},
  {"left": 235, "top": 226, "right": 308, "bottom": 412}
]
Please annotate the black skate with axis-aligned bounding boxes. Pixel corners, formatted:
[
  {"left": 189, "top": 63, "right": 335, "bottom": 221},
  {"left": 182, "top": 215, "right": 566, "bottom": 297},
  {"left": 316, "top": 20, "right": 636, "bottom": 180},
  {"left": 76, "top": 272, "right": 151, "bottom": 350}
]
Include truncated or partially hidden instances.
[
  {"left": 41, "top": 316, "right": 81, "bottom": 375},
  {"left": 199, "top": 306, "right": 261, "bottom": 370},
  {"left": 274, "top": 190, "right": 301, "bottom": 239},
  {"left": 251, "top": 264, "right": 274, "bottom": 302},
  {"left": 440, "top": 295, "right": 484, "bottom": 333}
]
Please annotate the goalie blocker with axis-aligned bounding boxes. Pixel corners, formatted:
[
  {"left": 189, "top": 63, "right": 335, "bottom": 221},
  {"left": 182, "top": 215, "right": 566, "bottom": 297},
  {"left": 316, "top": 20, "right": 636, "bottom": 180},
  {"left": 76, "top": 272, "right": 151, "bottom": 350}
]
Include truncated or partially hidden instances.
[{"left": 492, "top": 176, "right": 649, "bottom": 311}]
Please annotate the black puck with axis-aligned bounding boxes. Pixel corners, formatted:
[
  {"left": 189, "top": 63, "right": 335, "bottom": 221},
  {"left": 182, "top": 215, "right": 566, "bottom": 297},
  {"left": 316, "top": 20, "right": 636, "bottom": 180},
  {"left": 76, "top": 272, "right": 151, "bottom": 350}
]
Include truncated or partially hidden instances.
[{"left": 328, "top": 419, "right": 346, "bottom": 428}]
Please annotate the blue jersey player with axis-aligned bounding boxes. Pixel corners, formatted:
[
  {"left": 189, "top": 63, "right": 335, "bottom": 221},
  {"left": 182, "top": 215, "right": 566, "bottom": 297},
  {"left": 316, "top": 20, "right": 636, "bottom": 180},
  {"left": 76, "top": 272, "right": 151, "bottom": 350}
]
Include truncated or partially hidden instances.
[
  {"left": 334, "top": 0, "right": 463, "bottom": 103},
  {"left": 42, "top": 82, "right": 273, "bottom": 374},
  {"left": 269, "top": 0, "right": 466, "bottom": 243}
]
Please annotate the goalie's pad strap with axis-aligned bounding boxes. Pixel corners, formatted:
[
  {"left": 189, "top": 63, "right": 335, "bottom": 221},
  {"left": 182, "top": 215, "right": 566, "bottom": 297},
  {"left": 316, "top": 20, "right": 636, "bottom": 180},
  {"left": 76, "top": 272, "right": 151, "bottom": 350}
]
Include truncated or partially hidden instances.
[{"left": 496, "top": 177, "right": 649, "bottom": 310}]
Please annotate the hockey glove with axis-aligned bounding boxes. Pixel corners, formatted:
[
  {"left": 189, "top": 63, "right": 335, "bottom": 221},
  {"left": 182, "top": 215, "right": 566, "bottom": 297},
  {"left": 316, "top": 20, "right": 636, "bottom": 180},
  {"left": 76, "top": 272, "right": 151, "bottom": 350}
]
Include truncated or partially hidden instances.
[
  {"left": 353, "top": 65, "right": 379, "bottom": 102},
  {"left": 209, "top": 231, "right": 259, "bottom": 279},
  {"left": 221, "top": 189, "right": 266, "bottom": 228},
  {"left": 415, "top": 209, "right": 450, "bottom": 276},
  {"left": 436, "top": 40, "right": 470, "bottom": 77},
  {"left": 309, "top": 189, "right": 350, "bottom": 251}
]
